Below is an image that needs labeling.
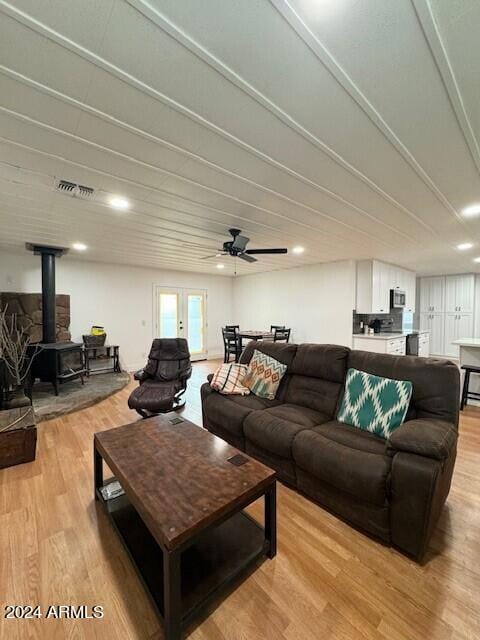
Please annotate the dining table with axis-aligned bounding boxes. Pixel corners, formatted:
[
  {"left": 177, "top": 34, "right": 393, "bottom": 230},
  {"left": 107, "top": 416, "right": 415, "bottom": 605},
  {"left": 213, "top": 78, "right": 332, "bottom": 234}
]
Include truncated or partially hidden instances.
[{"left": 237, "top": 330, "right": 273, "bottom": 350}]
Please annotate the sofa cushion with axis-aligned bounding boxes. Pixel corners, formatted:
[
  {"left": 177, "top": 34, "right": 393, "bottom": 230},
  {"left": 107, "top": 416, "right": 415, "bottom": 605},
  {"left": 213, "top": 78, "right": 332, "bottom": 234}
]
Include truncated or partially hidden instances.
[
  {"left": 284, "top": 375, "right": 344, "bottom": 417},
  {"left": 243, "top": 403, "right": 330, "bottom": 459},
  {"left": 290, "top": 344, "right": 350, "bottom": 382},
  {"left": 202, "top": 391, "right": 280, "bottom": 439},
  {"left": 293, "top": 425, "right": 392, "bottom": 506},
  {"left": 284, "top": 344, "right": 350, "bottom": 415},
  {"left": 246, "top": 441, "right": 297, "bottom": 485},
  {"left": 240, "top": 341, "right": 298, "bottom": 369},
  {"left": 312, "top": 420, "right": 387, "bottom": 455}
]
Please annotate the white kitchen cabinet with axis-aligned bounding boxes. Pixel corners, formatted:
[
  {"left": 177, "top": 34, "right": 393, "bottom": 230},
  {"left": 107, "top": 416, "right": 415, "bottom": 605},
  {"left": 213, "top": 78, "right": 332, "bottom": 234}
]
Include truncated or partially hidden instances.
[
  {"left": 419, "top": 274, "right": 475, "bottom": 357},
  {"left": 420, "top": 277, "right": 445, "bottom": 313},
  {"left": 430, "top": 313, "right": 445, "bottom": 356},
  {"left": 404, "top": 270, "right": 416, "bottom": 313},
  {"left": 357, "top": 260, "right": 389, "bottom": 313},
  {"left": 420, "top": 312, "right": 445, "bottom": 356},
  {"left": 356, "top": 260, "right": 416, "bottom": 314},
  {"left": 445, "top": 274, "right": 474, "bottom": 313},
  {"left": 444, "top": 313, "right": 474, "bottom": 358},
  {"left": 418, "top": 332, "right": 430, "bottom": 357},
  {"left": 419, "top": 279, "right": 431, "bottom": 312},
  {"left": 390, "top": 263, "right": 402, "bottom": 290},
  {"left": 444, "top": 314, "right": 457, "bottom": 358},
  {"left": 458, "top": 313, "right": 474, "bottom": 340},
  {"left": 419, "top": 312, "right": 429, "bottom": 332},
  {"left": 378, "top": 262, "right": 392, "bottom": 313},
  {"left": 352, "top": 335, "right": 406, "bottom": 355},
  {"left": 386, "top": 336, "right": 407, "bottom": 355}
]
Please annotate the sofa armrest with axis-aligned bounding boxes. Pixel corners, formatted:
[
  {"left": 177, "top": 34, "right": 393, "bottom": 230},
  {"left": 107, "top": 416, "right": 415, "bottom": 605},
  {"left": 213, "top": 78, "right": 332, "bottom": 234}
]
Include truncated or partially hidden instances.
[
  {"left": 207, "top": 373, "right": 214, "bottom": 383},
  {"left": 387, "top": 419, "right": 457, "bottom": 461},
  {"left": 390, "top": 449, "right": 457, "bottom": 560}
]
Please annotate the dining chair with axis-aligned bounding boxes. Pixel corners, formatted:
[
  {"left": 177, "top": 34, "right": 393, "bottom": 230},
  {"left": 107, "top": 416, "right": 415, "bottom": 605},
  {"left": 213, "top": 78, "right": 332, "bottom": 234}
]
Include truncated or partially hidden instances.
[
  {"left": 222, "top": 327, "right": 242, "bottom": 363},
  {"left": 273, "top": 327, "right": 291, "bottom": 343}
]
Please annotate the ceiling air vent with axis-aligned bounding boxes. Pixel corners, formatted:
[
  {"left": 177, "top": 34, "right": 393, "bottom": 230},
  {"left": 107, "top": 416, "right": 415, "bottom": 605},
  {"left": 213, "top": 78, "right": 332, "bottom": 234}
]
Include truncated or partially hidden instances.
[{"left": 55, "top": 179, "right": 95, "bottom": 200}]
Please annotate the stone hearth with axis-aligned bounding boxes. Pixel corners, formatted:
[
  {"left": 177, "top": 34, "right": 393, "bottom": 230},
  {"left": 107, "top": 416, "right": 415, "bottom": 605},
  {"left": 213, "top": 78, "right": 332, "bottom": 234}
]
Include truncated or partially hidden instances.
[
  {"left": 32, "top": 371, "right": 130, "bottom": 422},
  {"left": 0, "top": 292, "right": 71, "bottom": 343}
]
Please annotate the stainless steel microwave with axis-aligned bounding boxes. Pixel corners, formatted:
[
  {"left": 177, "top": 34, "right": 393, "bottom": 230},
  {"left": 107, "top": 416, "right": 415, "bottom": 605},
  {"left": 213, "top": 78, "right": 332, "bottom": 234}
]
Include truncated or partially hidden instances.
[{"left": 390, "top": 288, "right": 406, "bottom": 308}]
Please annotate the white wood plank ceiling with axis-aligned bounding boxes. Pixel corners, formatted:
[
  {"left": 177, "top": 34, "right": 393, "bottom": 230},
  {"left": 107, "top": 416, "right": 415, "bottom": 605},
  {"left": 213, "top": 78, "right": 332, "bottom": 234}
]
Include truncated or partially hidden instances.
[{"left": 0, "top": 0, "right": 479, "bottom": 276}]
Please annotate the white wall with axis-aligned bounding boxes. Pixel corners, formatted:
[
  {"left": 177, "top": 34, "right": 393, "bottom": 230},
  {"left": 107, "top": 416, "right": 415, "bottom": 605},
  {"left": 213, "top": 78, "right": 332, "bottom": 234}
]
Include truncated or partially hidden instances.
[
  {"left": 0, "top": 251, "right": 233, "bottom": 370},
  {"left": 233, "top": 260, "right": 356, "bottom": 346}
]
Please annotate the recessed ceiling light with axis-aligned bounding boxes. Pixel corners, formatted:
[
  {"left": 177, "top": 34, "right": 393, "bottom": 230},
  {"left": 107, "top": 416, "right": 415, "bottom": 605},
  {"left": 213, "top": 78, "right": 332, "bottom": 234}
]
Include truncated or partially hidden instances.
[
  {"left": 462, "top": 204, "right": 480, "bottom": 217},
  {"left": 72, "top": 242, "right": 87, "bottom": 251},
  {"left": 292, "top": 246, "right": 305, "bottom": 254},
  {"left": 109, "top": 196, "right": 130, "bottom": 210},
  {"left": 457, "top": 242, "right": 473, "bottom": 250},
  {"left": 216, "top": 263, "right": 225, "bottom": 269},
  {"left": 473, "top": 257, "right": 480, "bottom": 263}
]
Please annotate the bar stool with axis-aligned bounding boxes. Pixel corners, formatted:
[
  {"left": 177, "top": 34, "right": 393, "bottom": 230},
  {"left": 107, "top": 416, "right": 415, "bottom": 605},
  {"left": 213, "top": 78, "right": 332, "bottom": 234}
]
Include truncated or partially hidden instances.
[{"left": 460, "top": 364, "right": 480, "bottom": 410}]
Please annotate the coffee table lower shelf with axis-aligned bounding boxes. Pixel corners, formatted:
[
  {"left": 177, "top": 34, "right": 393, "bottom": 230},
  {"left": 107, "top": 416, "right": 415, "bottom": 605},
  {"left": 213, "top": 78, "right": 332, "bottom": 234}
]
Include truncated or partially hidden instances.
[{"left": 96, "top": 487, "right": 269, "bottom": 635}]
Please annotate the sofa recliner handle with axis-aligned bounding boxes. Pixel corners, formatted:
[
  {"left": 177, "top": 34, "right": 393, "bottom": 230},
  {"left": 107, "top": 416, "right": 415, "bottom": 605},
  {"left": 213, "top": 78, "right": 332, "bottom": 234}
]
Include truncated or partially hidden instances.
[{"left": 386, "top": 418, "right": 457, "bottom": 461}]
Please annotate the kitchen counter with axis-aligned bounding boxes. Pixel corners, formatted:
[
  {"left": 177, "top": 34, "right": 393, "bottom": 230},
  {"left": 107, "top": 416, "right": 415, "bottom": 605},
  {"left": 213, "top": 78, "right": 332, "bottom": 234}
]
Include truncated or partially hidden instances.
[
  {"left": 452, "top": 338, "right": 480, "bottom": 347},
  {"left": 452, "top": 338, "right": 480, "bottom": 368},
  {"left": 452, "top": 338, "right": 480, "bottom": 367},
  {"left": 352, "top": 331, "right": 430, "bottom": 357},
  {"left": 352, "top": 331, "right": 429, "bottom": 341}
]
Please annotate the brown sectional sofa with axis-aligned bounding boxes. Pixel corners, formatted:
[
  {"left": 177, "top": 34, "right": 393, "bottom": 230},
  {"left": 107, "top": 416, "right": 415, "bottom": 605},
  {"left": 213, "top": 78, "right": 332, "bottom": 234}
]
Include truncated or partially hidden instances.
[{"left": 201, "top": 341, "right": 460, "bottom": 561}]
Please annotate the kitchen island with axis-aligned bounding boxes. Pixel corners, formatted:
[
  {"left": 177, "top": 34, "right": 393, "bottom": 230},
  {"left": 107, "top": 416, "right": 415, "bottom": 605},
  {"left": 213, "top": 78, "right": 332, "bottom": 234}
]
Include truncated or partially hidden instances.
[
  {"left": 452, "top": 338, "right": 480, "bottom": 367},
  {"left": 352, "top": 331, "right": 430, "bottom": 356}
]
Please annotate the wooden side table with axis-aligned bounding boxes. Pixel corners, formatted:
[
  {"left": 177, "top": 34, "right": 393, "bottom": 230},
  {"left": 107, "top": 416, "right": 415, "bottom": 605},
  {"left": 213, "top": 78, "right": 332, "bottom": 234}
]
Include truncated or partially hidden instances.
[{"left": 85, "top": 345, "right": 121, "bottom": 376}]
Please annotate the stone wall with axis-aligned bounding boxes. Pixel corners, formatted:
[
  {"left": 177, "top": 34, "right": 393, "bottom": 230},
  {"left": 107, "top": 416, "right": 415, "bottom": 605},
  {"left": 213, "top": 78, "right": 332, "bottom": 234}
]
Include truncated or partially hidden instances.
[{"left": 0, "top": 293, "right": 71, "bottom": 343}]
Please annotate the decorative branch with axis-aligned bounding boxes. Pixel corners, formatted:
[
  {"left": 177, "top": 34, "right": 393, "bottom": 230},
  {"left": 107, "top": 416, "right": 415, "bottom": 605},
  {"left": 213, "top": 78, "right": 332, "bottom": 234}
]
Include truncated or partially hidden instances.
[{"left": 0, "top": 306, "right": 42, "bottom": 387}]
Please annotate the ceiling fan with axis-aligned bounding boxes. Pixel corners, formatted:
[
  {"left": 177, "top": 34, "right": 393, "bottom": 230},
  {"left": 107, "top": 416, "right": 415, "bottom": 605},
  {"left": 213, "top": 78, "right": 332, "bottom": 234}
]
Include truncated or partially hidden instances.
[{"left": 202, "top": 228, "right": 288, "bottom": 263}]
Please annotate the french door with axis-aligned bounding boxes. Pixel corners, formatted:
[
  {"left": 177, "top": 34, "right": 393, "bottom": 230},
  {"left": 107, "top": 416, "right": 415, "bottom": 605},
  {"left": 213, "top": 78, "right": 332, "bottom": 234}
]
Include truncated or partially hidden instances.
[{"left": 154, "top": 287, "right": 207, "bottom": 361}]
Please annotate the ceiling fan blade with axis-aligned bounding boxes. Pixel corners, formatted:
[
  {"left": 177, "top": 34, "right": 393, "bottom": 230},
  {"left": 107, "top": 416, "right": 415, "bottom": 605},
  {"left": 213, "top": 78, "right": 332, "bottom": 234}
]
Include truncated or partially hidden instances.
[
  {"left": 231, "top": 235, "right": 249, "bottom": 251},
  {"left": 245, "top": 248, "right": 288, "bottom": 255},
  {"left": 238, "top": 253, "right": 257, "bottom": 263},
  {"left": 201, "top": 252, "right": 226, "bottom": 259}
]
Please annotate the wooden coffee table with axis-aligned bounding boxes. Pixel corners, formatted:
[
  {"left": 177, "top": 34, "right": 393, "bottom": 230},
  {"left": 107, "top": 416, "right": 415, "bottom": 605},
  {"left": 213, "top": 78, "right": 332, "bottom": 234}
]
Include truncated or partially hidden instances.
[{"left": 94, "top": 414, "right": 276, "bottom": 640}]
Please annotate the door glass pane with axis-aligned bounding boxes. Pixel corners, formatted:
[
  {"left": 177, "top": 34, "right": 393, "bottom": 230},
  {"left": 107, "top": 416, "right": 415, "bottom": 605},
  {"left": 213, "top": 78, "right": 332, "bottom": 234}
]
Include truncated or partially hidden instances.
[
  {"left": 159, "top": 294, "right": 178, "bottom": 338},
  {"left": 188, "top": 294, "right": 204, "bottom": 354}
]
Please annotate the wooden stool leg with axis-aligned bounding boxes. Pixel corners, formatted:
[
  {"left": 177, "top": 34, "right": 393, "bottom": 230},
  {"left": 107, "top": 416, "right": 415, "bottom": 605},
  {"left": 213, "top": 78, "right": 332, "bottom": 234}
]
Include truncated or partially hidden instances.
[{"left": 461, "top": 369, "right": 470, "bottom": 410}]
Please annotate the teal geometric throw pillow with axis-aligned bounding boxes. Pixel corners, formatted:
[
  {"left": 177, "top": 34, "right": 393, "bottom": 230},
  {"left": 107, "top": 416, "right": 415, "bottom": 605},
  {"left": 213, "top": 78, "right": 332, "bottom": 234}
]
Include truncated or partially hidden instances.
[{"left": 337, "top": 368, "right": 412, "bottom": 438}]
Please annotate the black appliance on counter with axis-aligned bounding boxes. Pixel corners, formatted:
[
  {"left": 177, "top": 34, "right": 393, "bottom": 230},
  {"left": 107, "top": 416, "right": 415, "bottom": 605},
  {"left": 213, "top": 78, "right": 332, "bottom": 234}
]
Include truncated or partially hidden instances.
[
  {"left": 26, "top": 243, "right": 86, "bottom": 395},
  {"left": 367, "top": 317, "right": 395, "bottom": 334}
]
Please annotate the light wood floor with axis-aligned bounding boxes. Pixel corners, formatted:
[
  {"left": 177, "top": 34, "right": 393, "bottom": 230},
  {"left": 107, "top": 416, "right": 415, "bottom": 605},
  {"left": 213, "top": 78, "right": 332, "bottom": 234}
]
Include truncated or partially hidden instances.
[{"left": 1, "top": 359, "right": 479, "bottom": 640}]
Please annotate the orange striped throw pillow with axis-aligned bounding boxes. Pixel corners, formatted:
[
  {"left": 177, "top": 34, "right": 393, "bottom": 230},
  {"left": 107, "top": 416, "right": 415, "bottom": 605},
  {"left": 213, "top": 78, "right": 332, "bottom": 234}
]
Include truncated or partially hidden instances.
[{"left": 210, "top": 363, "right": 250, "bottom": 395}]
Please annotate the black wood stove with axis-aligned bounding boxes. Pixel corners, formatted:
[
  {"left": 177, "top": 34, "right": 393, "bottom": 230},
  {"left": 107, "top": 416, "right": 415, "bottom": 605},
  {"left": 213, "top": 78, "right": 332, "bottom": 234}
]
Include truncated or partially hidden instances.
[{"left": 26, "top": 244, "right": 86, "bottom": 395}]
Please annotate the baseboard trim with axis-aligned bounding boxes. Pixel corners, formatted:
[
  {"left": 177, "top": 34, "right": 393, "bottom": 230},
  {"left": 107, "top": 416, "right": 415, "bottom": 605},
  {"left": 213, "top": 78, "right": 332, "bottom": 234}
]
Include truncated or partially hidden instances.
[{"left": 207, "top": 352, "right": 223, "bottom": 360}]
